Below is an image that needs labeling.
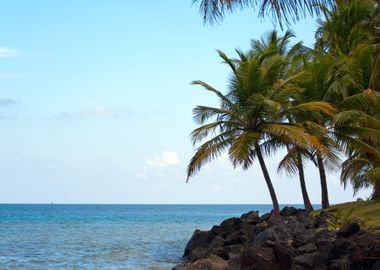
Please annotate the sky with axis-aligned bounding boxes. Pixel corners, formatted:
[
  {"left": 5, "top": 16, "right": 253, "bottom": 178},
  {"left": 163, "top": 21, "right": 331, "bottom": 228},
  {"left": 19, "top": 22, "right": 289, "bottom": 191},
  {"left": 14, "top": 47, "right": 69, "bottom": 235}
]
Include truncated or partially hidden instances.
[{"left": 0, "top": 1, "right": 371, "bottom": 204}]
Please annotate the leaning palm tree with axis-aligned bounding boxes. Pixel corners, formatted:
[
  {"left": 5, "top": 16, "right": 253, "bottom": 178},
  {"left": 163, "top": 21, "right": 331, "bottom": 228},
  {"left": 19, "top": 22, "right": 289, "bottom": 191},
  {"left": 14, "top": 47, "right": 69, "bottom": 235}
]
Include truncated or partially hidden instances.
[
  {"left": 193, "top": 0, "right": 335, "bottom": 27},
  {"left": 187, "top": 33, "right": 327, "bottom": 218},
  {"left": 278, "top": 145, "right": 314, "bottom": 210}
]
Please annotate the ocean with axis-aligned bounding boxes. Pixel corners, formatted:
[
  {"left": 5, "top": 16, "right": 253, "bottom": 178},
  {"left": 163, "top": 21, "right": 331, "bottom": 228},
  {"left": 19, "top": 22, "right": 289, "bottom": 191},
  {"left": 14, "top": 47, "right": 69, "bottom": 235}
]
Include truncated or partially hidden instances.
[{"left": 0, "top": 204, "right": 303, "bottom": 269}]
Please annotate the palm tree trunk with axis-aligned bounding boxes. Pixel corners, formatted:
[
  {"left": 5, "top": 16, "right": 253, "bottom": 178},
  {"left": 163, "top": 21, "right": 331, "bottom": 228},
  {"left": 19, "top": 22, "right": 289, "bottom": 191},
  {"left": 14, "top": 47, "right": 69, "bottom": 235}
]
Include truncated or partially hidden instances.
[
  {"left": 296, "top": 155, "right": 313, "bottom": 211},
  {"left": 317, "top": 154, "right": 330, "bottom": 209},
  {"left": 373, "top": 181, "right": 380, "bottom": 200},
  {"left": 255, "top": 143, "right": 280, "bottom": 218}
]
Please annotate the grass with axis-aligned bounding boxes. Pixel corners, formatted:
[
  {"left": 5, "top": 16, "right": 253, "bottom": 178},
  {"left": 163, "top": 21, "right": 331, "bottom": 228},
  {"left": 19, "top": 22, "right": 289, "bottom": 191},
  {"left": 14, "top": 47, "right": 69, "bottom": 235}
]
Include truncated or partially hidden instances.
[{"left": 313, "top": 199, "right": 380, "bottom": 232}]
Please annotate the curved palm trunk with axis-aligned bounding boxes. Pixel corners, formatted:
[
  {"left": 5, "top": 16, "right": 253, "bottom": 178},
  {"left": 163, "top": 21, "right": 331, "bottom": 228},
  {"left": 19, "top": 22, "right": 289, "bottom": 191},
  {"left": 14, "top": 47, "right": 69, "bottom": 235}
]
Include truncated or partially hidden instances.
[
  {"left": 255, "top": 143, "right": 280, "bottom": 218},
  {"left": 296, "top": 155, "right": 313, "bottom": 211},
  {"left": 317, "top": 154, "right": 330, "bottom": 209}
]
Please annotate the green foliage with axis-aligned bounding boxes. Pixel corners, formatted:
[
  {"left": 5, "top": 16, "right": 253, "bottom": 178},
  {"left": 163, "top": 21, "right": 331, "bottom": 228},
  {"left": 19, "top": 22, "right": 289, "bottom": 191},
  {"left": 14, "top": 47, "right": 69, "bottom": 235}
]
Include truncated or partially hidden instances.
[
  {"left": 189, "top": 0, "right": 380, "bottom": 209},
  {"left": 326, "top": 208, "right": 354, "bottom": 230},
  {"left": 314, "top": 200, "right": 380, "bottom": 232},
  {"left": 193, "top": 0, "right": 335, "bottom": 28}
]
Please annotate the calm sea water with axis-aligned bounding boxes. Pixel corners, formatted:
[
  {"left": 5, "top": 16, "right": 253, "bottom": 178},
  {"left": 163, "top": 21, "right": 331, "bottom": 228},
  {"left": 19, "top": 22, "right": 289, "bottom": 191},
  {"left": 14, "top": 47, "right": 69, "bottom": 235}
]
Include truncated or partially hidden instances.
[{"left": 0, "top": 204, "right": 303, "bottom": 269}]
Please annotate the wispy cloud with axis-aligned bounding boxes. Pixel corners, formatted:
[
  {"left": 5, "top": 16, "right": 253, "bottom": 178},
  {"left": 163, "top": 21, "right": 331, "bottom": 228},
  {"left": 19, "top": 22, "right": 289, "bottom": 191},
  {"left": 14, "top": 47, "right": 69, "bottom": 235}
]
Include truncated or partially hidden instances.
[
  {"left": 138, "top": 151, "right": 182, "bottom": 179},
  {"left": 0, "top": 98, "right": 21, "bottom": 107},
  {"left": 57, "top": 104, "right": 134, "bottom": 119},
  {"left": 0, "top": 47, "right": 23, "bottom": 58},
  {"left": 146, "top": 151, "right": 180, "bottom": 167},
  {"left": 80, "top": 104, "right": 117, "bottom": 118}
]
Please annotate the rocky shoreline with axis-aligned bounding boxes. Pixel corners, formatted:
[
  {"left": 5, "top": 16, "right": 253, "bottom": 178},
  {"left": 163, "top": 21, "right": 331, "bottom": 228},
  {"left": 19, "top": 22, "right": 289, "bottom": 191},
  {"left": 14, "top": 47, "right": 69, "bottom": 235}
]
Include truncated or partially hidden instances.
[{"left": 172, "top": 207, "right": 380, "bottom": 270}]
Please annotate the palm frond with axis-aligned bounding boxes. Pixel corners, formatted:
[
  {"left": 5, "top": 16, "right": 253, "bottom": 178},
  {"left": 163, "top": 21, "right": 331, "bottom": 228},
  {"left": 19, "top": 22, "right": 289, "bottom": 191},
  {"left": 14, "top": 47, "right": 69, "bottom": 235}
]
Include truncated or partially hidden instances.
[
  {"left": 187, "top": 131, "right": 232, "bottom": 181},
  {"left": 229, "top": 131, "right": 260, "bottom": 169},
  {"left": 277, "top": 146, "right": 300, "bottom": 176},
  {"left": 289, "top": 101, "right": 337, "bottom": 117},
  {"left": 193, "top": 0, "right": 335, "bottom": 28},
  {"left": 191, "top": 80, "right": 234, "bottom": 109},
  {"left": 190, "top": 120, "right": 238, "bottom": 145},
  {"left": 192, "top": 105, "right": 242, "bottom": 124}
]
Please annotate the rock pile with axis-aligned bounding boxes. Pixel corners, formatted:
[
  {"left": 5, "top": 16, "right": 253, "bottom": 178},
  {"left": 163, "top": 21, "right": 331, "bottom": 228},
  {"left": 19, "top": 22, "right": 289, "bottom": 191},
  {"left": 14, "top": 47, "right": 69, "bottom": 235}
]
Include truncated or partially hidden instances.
[{"left": 173, "top": 207, "right": 380, "bottom": 270}]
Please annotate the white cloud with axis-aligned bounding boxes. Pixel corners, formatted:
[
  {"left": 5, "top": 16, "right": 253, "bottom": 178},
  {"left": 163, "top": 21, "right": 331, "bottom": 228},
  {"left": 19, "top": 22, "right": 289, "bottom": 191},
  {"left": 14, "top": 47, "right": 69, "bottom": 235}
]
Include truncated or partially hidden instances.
[
  {"left": 81, "top": 105, "right": 116, "bottom": 118},
  {"left": 146, "top": 151, "right": 180, "bottom": 167},
  {"left": 56, "top": 104, "right": 134, "bottom": 119},
  {"left": 0, "top": 47, "right": 22, "bottom": 58},
  {"left": 137, "top": 151, "right": 182, "bottom": 179}
]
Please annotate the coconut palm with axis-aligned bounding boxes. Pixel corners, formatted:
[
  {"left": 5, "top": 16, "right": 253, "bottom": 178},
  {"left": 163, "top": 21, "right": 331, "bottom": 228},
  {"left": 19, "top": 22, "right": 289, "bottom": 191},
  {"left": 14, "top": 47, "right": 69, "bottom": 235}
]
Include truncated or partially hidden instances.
[
  {"left": 278, "top": 146, "right": 314, "bottom": 210},
  {"left": 193, "top": 0, "right": 335, "bottom": 27},
  {"left": 187, "top": 32, "right": 328, "bottom": 218},
  {"left": 253, "top": 32, "right": 337, "bottom": 210},
  {"left": 335, "top": 90, "right": 380, "bottom": 198},
  {"left": 316, "top": 0, "right": 380, "bottom": 198},
  {"left": 295, "top": 52, "right": 343, "bottom": 208},
  {"left": 316, "top": 0, "right": 379, "bottom": 93},
  {"left": 277, "top": 99, "right": 337, "bottom": 210}
]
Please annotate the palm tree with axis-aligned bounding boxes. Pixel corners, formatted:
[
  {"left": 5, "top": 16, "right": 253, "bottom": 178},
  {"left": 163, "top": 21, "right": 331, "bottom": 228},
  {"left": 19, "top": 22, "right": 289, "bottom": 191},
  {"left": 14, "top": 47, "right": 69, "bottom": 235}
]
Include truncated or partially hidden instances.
[
  {"left": 187, "top": 32, "right": 327, "bottom": 218},
  {"left": 277, "top": 101, "right": 337, "bottom": 210},
  {"left": 192, "top": 0, "right": 335, "bottom": 27},
  {"left": 278, "top": 146, "right": 314, "bottom": 210},
  {"left": 335, "top": 90, "right": 380, "bottom": 198},
  {"left": 295, "top": 52, "right": 342, "bottom": 208},
  {"left": 316, "top": 0, "right": 380, "bottom": 198},
  {"left": 315, "top": 0, "right": 379, "bottom": 92}
]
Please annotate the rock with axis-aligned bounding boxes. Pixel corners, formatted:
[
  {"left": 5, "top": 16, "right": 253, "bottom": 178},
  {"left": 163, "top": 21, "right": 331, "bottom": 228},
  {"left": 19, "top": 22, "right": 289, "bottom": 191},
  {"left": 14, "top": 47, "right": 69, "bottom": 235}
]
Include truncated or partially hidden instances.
[
  {"left": 210, "top": 236, "right": 225, "bottom": 249},
  {"left": 337, "top": 222, "right": 360, "bottom": 238},
  {"left": 297, "top": 242, "right": 317, "bottom": 253},
  {"left": 258, "top": 212, "right": 272, "bottom": 223},
  {"left": 331, "top": 238, "right": 355, "bottom": 257},
  {"left": 280, "top": 206, "right": 303, "bottom": 217},
  {"left": 183, "top": 230, "right": 212, "bottom": 258},
  {"left": 185, "top": 255, "right": 231, "bottom": 270},
  {"left": 292, "top": 230, "right": 315, "bottom": 248},
  {"left": 253, "top": 228, "right": 276, "bottom": 246},
  {"left": 274, "top": 243, "right": 295, "bottom": 269},
  {"left": 315, "top": 211, "right": 333, "bottom": 228},
  {"left": 174, "top": 207, "right": 380, "bottom": 270},
  {"left": 208, "top": 247, "right": 230, "bottom": 261},
  {"left": 224, "top": 230, "right": 248, "bottom": 246},
  {"left": 218, "top": 218, "right": 242, "bottom": 238},
  {"left": 240, "top": 246, "right": 281, "bottom": 270},
  {"left": 188, "top": 247, "right": 209, "bottom": 261},
  {"left": 315, "top": 229, "right": 336, "bottom": 248},
  {"left": 226, "top": 244, "right": 246, "bottom": 262},
  {"left": 292, "top": 252, "right": 317, "bottom": 269},
  {"left": 240, "top": 211, "right": 259, "bottom": 224},
  {"left": 254, "top": 220, "right": 268, "bottom": 233}
]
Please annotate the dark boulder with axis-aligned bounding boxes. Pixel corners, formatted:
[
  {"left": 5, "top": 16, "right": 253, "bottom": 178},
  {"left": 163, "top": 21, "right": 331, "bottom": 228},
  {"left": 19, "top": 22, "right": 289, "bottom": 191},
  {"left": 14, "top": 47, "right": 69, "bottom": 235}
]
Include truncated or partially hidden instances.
[
  {"left": 174, "top": 208, "right": 380, "bottom": 270},
  {"left": 337, "top": 222, "right": 360, "bottom": 238},
  {"left": 184, "top": 230, "right": 213, "bottom": 258},
  {"left": 292, "top": 252, "right": 317, "bottom": 269},
  {"left": 240, "top": 246, "right": 281, "bottom": 270},
  {"left": 240, "top": 211, "right": 259, "bottom": 225}
]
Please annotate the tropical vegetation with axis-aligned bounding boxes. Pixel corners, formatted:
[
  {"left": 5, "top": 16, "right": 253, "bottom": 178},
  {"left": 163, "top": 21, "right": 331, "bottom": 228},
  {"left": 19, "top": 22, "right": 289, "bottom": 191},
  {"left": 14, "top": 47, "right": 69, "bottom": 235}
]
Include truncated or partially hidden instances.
[
  {"left": 187, "top": 0, "right": 380, "bottom": 219},
  {"left": 193, "top": 0, "right": 335, "bottom": 27}
]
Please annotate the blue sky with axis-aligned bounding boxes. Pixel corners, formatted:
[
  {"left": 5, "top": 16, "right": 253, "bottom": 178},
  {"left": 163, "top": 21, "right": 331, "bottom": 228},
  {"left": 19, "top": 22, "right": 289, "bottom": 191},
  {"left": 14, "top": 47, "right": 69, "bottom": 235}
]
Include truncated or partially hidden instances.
[{"left": 0, "top": 1, "right": 370, "bottom": 203}]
